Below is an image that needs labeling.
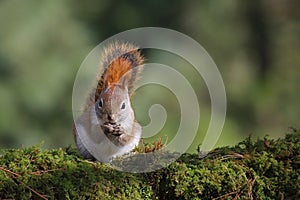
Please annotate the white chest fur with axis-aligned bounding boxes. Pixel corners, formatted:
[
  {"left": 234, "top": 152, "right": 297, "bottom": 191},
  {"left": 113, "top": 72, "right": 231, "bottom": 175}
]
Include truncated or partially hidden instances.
[{"left": 74, "top": 107, "right": 141, "bottom": 162}]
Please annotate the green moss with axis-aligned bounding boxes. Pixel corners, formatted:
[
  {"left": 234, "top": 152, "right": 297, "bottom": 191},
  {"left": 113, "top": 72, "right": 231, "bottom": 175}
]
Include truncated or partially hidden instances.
[{"left": 0, "top": 129, "right": 299, "bottom": 199}]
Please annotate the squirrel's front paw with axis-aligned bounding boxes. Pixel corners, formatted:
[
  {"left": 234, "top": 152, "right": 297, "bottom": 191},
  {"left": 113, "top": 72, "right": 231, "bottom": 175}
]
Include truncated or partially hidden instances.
[
  {"left": 101, "top": 123, "right": 115, "bottom": 133},
  {"left": 102, "top": 123, "right": 125, "bottom": 137}
]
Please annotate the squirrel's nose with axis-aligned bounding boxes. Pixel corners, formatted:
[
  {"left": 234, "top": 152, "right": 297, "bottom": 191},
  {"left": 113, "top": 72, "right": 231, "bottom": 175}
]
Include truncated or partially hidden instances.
[{"left": 107, "top": 114, "right": 115, "bottom": 122}]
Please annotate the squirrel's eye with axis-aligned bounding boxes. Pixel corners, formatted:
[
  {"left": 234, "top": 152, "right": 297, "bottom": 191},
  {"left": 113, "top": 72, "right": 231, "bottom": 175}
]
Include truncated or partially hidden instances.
[
  {"left": 121, "top": 102, "right": 126, "bottom": 110},
  {"left": 98, "top": 98, "right": 103, "bottom": 108}
]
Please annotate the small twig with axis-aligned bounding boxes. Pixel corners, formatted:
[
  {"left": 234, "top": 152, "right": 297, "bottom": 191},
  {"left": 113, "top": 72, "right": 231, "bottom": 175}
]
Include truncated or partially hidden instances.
[
  {"left": 0, "top": 166, "right": 21, "bottom": 177},
  {"left": 218, "top": 153, "right": 244, "bottom": 161},
  {"left": 213, "top": 170, "right": 255, "bottom": 200},
  {"left": 30, "top": 168, "right": 65, "bottom": 175},
  {"left": 0, "top": 166, "right": 48, "bottom": 200},
  {"left": 213, "top": 191, "right": 238, "bottom": 200},
  {"left": 17, "top": 178, "right": 48, "bottom": 200},
  {"left": 247, "top": 176, "right": 257, "bottom": 200}
]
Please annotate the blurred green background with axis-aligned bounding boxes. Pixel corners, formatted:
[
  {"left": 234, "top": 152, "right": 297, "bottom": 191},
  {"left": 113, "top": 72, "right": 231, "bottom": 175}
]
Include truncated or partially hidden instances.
[{"left": 0, "top": 0, "right": 299, "bottom": 151}]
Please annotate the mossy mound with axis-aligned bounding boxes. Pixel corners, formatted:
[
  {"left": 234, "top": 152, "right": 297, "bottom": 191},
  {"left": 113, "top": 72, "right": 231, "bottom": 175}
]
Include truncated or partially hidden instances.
[{"left": 0, "top": 129, "right": 299, "bottom": 199}]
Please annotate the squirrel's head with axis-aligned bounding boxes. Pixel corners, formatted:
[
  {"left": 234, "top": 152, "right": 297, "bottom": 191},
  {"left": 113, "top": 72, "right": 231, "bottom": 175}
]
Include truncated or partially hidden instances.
[{"left": 95, "top": 84, "right": 134, "bottom": 125}]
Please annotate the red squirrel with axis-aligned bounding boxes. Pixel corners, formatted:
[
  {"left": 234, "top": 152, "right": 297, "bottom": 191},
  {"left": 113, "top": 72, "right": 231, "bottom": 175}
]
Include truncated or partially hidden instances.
[{"left": 73, "top": 42, "right": 144, "bottom": 162}]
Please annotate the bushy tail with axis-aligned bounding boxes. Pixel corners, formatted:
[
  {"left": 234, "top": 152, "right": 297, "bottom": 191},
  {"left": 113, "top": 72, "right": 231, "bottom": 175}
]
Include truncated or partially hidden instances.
[{"left": 95, "top": 42, "right": 144, "bottom": 101}]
